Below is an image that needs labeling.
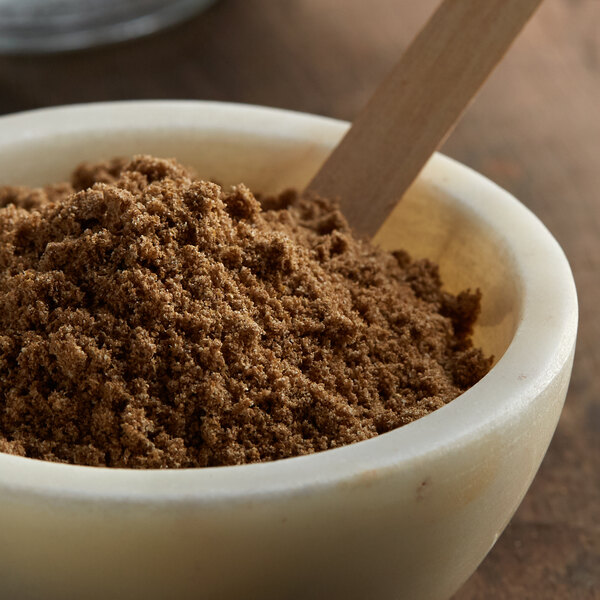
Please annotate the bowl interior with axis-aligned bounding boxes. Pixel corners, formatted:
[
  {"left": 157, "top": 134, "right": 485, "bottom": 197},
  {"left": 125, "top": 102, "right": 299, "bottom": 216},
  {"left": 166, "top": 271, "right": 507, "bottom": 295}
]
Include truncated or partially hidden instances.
[{"left": 0, "top": 100, "right": 580, "bottom": 510}]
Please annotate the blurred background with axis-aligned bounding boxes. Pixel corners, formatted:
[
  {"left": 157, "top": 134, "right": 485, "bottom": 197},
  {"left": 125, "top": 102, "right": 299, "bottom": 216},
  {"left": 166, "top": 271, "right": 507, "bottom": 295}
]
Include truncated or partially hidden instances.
[{"left": 0, "top": 0, "right": 598, "bottom": 597}]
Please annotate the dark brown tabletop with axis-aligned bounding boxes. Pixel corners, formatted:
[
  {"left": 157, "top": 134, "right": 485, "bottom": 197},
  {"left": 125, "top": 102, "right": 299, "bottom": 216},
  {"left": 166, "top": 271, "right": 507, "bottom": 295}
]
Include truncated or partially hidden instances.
[{"left": 0, "top": 0, "right": 598, "bottom": 598}]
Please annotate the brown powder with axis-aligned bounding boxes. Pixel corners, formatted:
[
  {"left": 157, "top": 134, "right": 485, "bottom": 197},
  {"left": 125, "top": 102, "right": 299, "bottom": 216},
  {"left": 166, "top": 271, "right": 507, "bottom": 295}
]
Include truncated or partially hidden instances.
[{"left": 0, "top": 155, "right": 491, "bottom": 468}]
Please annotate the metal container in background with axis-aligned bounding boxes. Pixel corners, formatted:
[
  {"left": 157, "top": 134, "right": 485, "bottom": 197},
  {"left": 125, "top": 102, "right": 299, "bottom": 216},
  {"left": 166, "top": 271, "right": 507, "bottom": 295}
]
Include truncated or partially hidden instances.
[{"left": 0, "top": 0, "right": 218, "bottom": 53}]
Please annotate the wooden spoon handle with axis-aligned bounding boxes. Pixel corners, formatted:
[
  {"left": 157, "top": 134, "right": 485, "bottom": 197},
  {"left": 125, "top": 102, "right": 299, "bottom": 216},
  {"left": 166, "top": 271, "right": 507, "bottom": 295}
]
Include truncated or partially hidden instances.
[{"left": 306, "top": 0, "right": 543, "bottom": 238}]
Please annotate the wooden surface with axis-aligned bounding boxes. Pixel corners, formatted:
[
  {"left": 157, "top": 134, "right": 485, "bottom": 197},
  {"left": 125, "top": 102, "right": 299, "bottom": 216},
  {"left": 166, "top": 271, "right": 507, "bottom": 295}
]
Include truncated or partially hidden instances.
[
  {"left": 308, "top": 0, "right": 543, "bottom": 237},
  {"left": 0, "top": 0, "right": 598, "bottom": 597}
]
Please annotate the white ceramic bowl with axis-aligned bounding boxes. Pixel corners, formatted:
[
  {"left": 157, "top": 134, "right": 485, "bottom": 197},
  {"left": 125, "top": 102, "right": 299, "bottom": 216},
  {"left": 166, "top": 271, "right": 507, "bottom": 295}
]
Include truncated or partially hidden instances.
[{"left": 0, "top": 101, "right": 577, "bottom": 600}]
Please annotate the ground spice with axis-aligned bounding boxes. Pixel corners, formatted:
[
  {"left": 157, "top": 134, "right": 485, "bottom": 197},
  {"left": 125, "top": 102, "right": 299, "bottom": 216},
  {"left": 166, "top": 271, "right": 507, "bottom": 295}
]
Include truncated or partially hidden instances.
[{"left": 0, "top": 155, "right": 491, "bottom": 468}]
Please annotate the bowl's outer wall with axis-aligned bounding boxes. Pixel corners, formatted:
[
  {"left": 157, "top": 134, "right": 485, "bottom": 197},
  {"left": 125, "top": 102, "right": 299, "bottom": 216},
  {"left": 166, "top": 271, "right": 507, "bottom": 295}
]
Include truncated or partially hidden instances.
[
  {"left": 0, "top": 102, "right": 578, "bottom": 600},
  {"left": 0, "top": 355, "right": 573, "bottom": 600}
]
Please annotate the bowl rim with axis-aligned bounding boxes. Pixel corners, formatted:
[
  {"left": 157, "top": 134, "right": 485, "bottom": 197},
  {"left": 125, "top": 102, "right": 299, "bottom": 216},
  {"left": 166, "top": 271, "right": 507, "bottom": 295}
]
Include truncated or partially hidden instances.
[{"left": 0, "top": 100, "right": 578, "bottom": 503}]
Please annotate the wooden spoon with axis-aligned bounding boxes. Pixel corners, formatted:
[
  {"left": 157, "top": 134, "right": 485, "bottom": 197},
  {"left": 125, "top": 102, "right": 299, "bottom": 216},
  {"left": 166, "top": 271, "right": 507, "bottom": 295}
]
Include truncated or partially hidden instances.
[{"left": 306, "top": 0, "right": 543, "bottom": 238}]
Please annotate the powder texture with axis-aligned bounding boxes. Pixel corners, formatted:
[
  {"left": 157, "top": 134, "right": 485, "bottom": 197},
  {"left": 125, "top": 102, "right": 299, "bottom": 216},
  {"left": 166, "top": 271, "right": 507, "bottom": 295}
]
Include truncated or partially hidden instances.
[{"left": 0, "top": 156, "right": 491, "bottom": 468}]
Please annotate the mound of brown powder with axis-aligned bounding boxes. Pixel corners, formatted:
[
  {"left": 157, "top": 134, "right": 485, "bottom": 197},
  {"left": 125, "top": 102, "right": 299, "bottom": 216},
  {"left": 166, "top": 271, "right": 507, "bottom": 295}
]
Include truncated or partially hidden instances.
[{"left": 0, "top": 155, "right": 491, "bottom": 468}]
